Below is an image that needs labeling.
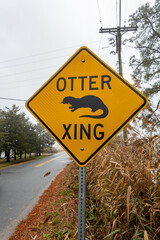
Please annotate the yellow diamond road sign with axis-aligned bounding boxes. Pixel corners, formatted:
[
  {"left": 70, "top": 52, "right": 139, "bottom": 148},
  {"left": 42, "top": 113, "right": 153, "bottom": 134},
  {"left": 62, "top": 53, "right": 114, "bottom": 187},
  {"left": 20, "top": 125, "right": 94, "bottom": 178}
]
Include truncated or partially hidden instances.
[{"left": 26, "top": 46, "right": 148, "bottom": 167}]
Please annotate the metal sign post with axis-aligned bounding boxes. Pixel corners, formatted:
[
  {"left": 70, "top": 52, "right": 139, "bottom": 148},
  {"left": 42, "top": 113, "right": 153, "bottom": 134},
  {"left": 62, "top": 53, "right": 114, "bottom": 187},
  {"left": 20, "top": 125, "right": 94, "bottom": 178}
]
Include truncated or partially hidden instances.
[{"left": 78, "top": 167, "right": 86, "bottom": 240}]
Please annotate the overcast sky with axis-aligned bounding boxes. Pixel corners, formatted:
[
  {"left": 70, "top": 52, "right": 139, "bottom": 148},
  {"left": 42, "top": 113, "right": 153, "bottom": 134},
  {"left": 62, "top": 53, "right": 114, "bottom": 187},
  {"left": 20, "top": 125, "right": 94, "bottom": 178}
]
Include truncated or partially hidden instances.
[{"left": 0, "top": 0, "right": 153, "bottom": 123}]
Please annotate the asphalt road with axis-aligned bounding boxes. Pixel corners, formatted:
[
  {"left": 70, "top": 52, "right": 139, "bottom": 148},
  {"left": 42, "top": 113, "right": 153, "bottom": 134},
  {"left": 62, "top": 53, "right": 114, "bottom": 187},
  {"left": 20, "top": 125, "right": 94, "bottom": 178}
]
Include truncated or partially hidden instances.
[{"left": 0, "top": 151, "right": 72, "bottom": 240}]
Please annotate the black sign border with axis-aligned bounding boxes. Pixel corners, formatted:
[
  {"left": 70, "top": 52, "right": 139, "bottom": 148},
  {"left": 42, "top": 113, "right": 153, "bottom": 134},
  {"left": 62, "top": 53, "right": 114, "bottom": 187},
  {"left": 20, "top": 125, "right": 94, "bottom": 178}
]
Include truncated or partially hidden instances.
[{"left": 26, "top": 47, "right": 147, "bottom": 166}]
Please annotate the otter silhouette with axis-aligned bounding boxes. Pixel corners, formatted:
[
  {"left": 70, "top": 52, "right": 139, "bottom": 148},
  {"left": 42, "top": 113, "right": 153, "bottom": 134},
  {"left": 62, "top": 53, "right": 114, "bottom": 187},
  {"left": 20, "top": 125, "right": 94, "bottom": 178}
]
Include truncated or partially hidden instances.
[{"left": 62, "top": 95, "right": 109, "bottom": 119}]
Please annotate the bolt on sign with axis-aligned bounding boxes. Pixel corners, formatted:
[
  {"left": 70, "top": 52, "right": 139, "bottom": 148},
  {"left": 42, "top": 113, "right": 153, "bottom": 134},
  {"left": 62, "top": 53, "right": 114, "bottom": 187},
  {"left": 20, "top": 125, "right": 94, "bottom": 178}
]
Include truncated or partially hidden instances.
[{"left": 25, "top": 46, "right": 148, "bottom": 167}]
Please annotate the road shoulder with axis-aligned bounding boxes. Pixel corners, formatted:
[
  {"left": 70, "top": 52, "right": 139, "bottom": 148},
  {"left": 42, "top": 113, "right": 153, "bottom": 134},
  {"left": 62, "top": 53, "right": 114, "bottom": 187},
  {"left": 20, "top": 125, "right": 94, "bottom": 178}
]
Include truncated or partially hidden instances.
[{"left": 9, "top": 162, "right": 78, "bottom": 240}]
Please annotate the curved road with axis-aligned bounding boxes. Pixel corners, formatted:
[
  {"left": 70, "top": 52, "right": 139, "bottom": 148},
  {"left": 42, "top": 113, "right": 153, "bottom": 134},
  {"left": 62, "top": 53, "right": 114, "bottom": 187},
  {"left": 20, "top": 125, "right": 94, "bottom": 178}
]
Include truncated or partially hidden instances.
[{"left": 0, "top": 151, "right": 72, "bottom": 240}]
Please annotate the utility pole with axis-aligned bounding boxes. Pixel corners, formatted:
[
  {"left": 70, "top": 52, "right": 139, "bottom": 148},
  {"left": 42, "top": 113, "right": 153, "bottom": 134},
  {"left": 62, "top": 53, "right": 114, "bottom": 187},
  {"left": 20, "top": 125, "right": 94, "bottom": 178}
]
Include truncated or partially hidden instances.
[{"left": 99, "top": 0, "right": 137, "bottom": 143}]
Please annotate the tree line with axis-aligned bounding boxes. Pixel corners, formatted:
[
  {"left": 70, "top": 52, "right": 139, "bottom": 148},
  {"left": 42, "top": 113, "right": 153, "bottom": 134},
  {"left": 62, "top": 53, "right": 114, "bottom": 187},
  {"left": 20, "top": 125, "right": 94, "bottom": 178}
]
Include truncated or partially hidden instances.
[{"left": 0, "top": 105, "right": 55, "bottom": 162}]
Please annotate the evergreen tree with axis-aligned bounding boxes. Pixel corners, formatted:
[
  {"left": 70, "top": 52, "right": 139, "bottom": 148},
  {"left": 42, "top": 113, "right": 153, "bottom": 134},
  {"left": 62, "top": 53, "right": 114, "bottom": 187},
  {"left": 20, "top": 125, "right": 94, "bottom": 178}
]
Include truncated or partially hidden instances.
[
  {"left": 34, "top": 123, "right": 55, "bottom": 156},
  {"left": 0, "top": 105, "right": 25, "bottom": 161},
  {"left": 129, "top": 0, "right": 160, "bottom": 96},
  {"left": 24, "top": 122, "right": 38, "bottom": 158},
  {"left": 0, "top": 105, "right": 55, "bottom": 161}
]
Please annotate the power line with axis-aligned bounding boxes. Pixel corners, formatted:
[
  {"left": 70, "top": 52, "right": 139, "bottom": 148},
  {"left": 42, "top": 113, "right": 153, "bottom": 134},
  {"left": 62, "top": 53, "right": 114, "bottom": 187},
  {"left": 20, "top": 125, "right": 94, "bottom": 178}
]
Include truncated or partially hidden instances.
[
  {"left": 124, "top": 0, "right": 128, "bottom": 26},
  {"left": 0, "top": 40, "right": 102, "bottom": 64},
  {"left": 0, "top": 53, "right": 70, "bottom": 70},
  {"left": 116, "top": 0, "right": 118, "bottom": 27},
  {"left": 0, "top": 46, "right": 74, "bottom": 64},
  {"left": 0, "top": 64, "right": 59, "bottom": 78},
  {"left": 119, "top": 0, "right": 121, "bottom": 27},
  {"left": 0, "top": 97, "right": 26, "bottom": 101},
  {"left": 97, "top": 0, "right": 103, "bottom": 28},
  {"left": 0, "top": 45, "right": 105, "bottom": 78},
  {"left": 1, "top": 75, "right": 45, "bottom": 85}
]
